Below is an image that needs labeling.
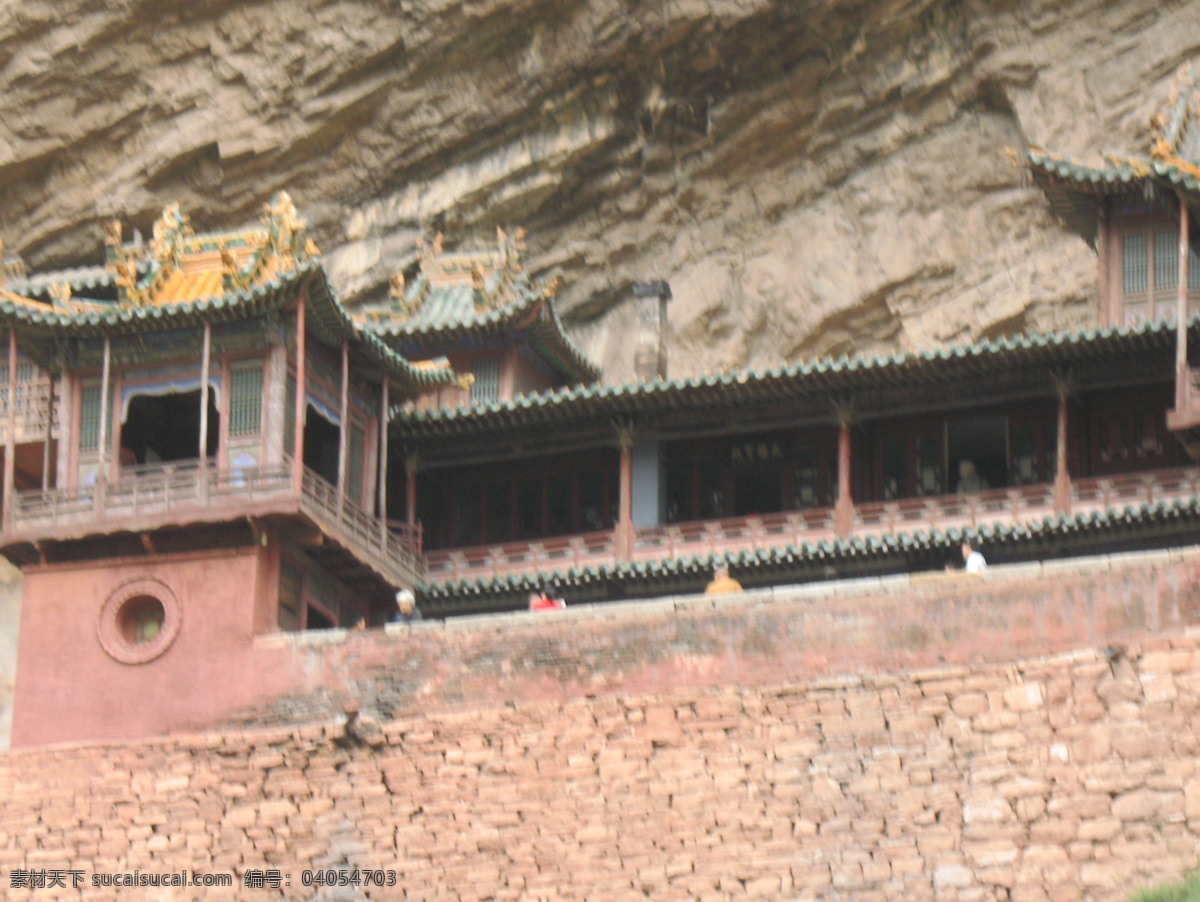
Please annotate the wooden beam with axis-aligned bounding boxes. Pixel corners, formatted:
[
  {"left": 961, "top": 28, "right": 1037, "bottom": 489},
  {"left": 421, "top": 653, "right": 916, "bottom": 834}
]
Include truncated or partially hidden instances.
[
  {"left": 1177, "top": 192, "right": 1191, "bottom": 411},
  {"left": 140, "top": 533, "right": 156, "bottom": 555}
]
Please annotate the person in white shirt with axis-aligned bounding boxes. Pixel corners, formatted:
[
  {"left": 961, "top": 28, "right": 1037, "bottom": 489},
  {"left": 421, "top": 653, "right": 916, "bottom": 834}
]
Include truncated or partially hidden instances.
[{"left": 961, "top": 541, "right": 987, "bottom": 573}]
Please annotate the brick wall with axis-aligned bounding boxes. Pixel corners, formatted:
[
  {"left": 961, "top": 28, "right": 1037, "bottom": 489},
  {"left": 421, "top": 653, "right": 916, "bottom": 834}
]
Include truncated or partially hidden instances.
[{"left": 3, "top": 550, "right": 1200, "bottom": 899}]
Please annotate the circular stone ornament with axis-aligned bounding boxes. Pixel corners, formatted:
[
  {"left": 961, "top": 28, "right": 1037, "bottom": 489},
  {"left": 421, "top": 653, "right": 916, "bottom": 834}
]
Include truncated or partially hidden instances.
[{"left": 97, "top": 577, "right": 182, "bottom": 665}]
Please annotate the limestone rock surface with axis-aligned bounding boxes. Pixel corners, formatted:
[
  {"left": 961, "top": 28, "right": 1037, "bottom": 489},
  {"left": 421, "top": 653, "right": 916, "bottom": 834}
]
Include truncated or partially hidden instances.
[{"left": 0, "top": 0, "right": 1194, "bottom": 381}]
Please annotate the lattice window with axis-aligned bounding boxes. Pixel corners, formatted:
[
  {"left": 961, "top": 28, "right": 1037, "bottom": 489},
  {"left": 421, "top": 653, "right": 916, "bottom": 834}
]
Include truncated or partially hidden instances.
[
  {"left": 347, "top": 422, "right": 365, "bottom": 504},
  {"left": 1154, "top": 229, "right": 1178, "bottom": 291},
  {"left": 284, "top": 375, "right": 296, "bottom": 455},
  {"left": 79, "top": 384, "right": 103, "bottom": 452},
  {"left": 229, "top": 366, "right": 264, "bottom": 437},
  {"left": 1122, "top": 233, "right": 1149, "bottom": 295},
  {"left": 470, "top": 359, "right": 500, "bottom": 404}
]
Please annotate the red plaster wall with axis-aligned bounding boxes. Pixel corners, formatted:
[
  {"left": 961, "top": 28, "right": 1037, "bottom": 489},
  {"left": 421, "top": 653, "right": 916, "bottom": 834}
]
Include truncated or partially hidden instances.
[{"left": 10, "top": 548, "right": 293, "bottom": 748}]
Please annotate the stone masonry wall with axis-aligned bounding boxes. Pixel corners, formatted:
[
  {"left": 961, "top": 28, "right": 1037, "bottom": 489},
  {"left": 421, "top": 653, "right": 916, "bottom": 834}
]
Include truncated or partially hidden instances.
[{"left": 2, "top": 551, "right": 1200, "bottom": 900}]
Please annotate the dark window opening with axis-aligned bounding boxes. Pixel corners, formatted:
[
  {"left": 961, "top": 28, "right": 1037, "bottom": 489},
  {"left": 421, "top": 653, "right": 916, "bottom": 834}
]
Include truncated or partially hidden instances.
[
  {"left": 303, "top": 406, "right": 339, "bottom": 486},
  {"left": 948, "top": 415, "right": 1007, "bottom": 493},
  {"left": 730, "top": 437, "right": 786, "bottom": 516},
  {"left": 305, "top": 606, "right": 334, "bottom": 630},
  {"left": 121, "top": 389, "right": 218, "bottom": 465},
  {"left": 118, "top": 595, "right": 165, "bottom": 645}
]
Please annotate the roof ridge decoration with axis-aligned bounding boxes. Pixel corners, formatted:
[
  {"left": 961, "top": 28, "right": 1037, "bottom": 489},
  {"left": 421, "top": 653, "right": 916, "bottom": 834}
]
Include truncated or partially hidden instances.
[
  {"left": 93, "top": 192, "right": 320, "bottom": 309},
  {"left": 364, "top": 226, "right": 549, "bottom": 328},
  {"left": 0, "top": 238, "right": 28, "bottom": 286},
  {"left": 1022, "top": 62, "right": 1200, "bottom": 186}
]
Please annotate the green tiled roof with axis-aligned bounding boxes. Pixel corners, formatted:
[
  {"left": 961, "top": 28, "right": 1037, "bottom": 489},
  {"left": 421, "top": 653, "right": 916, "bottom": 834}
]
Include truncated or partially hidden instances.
[
  {"left": 419, "top": 497, "right": 1200, "bottom": 601},
  {"left": 1025, "top": 147, "right": 1200, "bottom": 246},
  {"left": 363, "top": 279, "right": 601, "bottom": 384},
  {"left": 0, "top": 260, "right": 457, "bottom": 393},
  {"left": 396, "top": 316, "right": 1188, "bottom": 435}
]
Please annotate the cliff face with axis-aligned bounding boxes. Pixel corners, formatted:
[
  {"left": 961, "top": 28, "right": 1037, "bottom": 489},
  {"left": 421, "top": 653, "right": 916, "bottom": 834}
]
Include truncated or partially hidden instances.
[{"left": 0, "top": 0, "right": 1193, "bottom": 381}]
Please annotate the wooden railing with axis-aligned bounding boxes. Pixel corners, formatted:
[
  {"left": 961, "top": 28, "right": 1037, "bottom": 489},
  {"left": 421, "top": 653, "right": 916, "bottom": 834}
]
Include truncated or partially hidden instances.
[
  {"left": 424, "top": 531, "right": 616, "bottom": 581},
  {"left": 420, "top": 467, "right": 1200, "bottom": 583},
  {"left": 854, "top": 484, "right": 1057, "bottom": 537},
  {"left": 11, "top": 461, "right": 294, "bottom": 529},
  {"left": 9, "top": 461, "right": 423, "bottom": 585},
  {"left": 0, "top": 377, "right": 57, "bottom": 443},
  {"left": 298, "top": 469, "right": 423, "bottom": 582}
]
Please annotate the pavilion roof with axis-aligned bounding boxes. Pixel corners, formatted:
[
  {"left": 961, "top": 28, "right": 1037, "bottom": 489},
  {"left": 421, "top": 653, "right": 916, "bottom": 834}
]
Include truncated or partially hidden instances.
[
  {"left": 355, "top": 228, "right": 601, "bottom": 384},
  {"left": 0, "top": 199, "right": 461, "bottom": 394},
  {"left": 395, "top": 316, "right": 1188, "bottom": 441},
  {"left": 419, "top": 497, "right": 1200, "bottom": 606},
  {"left": 1023, "top": 63, "right": 1200, "bottom": 245}
]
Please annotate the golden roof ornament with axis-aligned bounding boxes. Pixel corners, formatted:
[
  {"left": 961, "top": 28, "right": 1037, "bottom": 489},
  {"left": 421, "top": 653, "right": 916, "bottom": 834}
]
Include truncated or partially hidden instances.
[
  {"left": 48, "top": 282, "right": 72, "bottom": 308},
  {"left": 149, "top": 203, "right": 191, "bottom": 268},
  {"left": 388, "top": 272, "right": 406, "bottom": 299},
  {"left": 104, "top": 219, "right": 123, "bottom": 247},
  {"left": 112, "top": 259, "right": 144, "bottom": 306}
]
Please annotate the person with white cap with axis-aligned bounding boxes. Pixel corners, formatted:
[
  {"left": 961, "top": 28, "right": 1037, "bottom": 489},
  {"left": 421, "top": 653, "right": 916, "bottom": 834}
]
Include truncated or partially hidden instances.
[{"left": 393, "top": 588, "right": 423, "bottom": 623}]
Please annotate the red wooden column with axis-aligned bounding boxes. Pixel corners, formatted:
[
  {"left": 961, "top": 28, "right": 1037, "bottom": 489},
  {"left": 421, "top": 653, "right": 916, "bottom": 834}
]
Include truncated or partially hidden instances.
[
  {"left": 616, "top": 428, "right": 634, "bottom": 560},
  {"left": 41, "top": 372, "right": 54, "bottom": 490},
  {"left": 198, "top": 321, "right": 211, "bottom": 501},
  {"left": 1053, "top": 386, "right": 1071, "bottom": 515},
  {"left": 98, "top": 334, "right": 111, "bottom": 481},
  {"left": 404, "top": 454, "right": 418, "bottom": 526},
  {"left": 291, "top": 296, "right": 307, "bottom": 493},
  {"left": 3, "top": 328, "right": 16, "bottom": 530},
  {"left": 337, "top": 340, "right": 349, "bottom": 508},
  {"left": 833, "top": 417, "right": 854, "bottom": 537},
  {"left": 378, "top": 377, "right": 389, "bottom": 544},
  {"left": 1176, "top": 191, "right": 1191, "bottom": 412}
]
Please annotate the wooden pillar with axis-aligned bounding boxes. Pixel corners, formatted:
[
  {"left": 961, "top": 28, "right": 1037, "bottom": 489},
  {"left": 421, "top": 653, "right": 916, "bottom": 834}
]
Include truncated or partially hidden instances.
[
  {"left": 292, "top": 297, "right": 307, "bottom": 492},
  {"left": 3, "top": 329, "right": 16, "bottom": 530},
  {"left": 1097, "top": 200, "right": 1113, "bottom": 327},
  {"left": 1053, "top": 387, "right": 1071, "bottom": 515},
  {"left": 98, "top": 334, "right": 111, "bottom": 481},
  {"left": 616, "top": 429, "right": 634, "bottom": 560},
  {"left": 378, "top": 377, "right": 389, "bottom": 542},
  {"left": 404, "top": 454, "right": 419, "bottom": 526},
  {"left": 833, "top": 418, "right": 854, "bottom": 537},
  {"left": 198, "top": 322, "right": 211, "bottom": 499},
  {"left": 337, "top": 340, "right": 349, "bottom": 507},
  {"left": 1177, "top": 192, "right": 1191, "bottom": 411},
  {"left": 41, "top": 373, "right": 53, "bottom": 491}
]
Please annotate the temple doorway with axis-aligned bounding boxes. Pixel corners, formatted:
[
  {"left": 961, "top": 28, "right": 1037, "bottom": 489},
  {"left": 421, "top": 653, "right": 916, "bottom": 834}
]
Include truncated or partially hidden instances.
[
  {"left": 121, "top": 389, "right": 219, "bottom": 466},
  {"left": 303, "top": 406, "right": 340, "bottom": 486}
]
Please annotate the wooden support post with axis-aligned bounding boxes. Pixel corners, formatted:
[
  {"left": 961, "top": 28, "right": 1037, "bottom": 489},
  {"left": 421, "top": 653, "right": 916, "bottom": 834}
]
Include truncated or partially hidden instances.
[
  {"left": 199, "top": 321, "right": 211, "bottom": 500},
  {"left": 404, "top": 454, "right": 418, "bottom": 526},
  {"left": 292, "top": 296, "right": 307, "bottom": 493},
  {"left": 42, "top": 373, "right": 53, "bottom": 490},
  {"left": 379, "top": 377, "right": 389, "bottom": 544},
  {"left": 617, "top": 428, "right": 634, "bottom": 560},
  {"left": 1177, "top": 192, "right": 1191, "bottom": 411},
  {"left": 3, "top": 328, "right": 16, "bottom": 530},
  {"left": 337, "top": 340, "right": 349, "bottom": 508},
  {"left": 99, "top": 334, "right": 111, "bottom": 481},
  {"left": 1053, "top": 387, "right": 1071, "bottom": 515},
  {"left": 833, "top": 418, "right": 854, "bottom": 537}
]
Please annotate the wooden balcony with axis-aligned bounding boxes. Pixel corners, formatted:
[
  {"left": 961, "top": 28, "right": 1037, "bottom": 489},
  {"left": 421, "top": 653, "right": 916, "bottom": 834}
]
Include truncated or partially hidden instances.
[
  {"left": 422, "top": 467, "right": 1200, "bottom": 583},
  {"left": 5, "top": 461, "right": 422, "bottom": 587},
  {"left": 0, "top": 377, "right": 58, "bottom": 444}
]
